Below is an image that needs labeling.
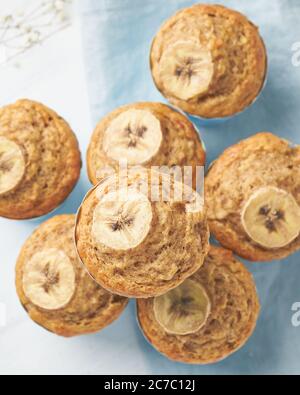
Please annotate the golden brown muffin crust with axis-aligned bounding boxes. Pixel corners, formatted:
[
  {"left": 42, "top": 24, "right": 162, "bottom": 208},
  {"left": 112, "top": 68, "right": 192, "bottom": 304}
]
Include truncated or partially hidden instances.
[
  {"left": 87, "top": 102, "right": 206, "bottom": 185},
  {"left": 205, "top": 133, "right": 300, "bottom": 261},
  {"left": 16, "top": 215, "right": 128, "bottom": 337},
  {"left": 0, "top": 100, "right": 81, "bottom": 219},
  {"left": 137, "top": 246, "right": 260, "bottom": 364},
  {"left": 75, "top": 169, "right": 210, "bottom": 298},
  {"left": 151, "top": 4, "right": 267, "bottom": 118}
]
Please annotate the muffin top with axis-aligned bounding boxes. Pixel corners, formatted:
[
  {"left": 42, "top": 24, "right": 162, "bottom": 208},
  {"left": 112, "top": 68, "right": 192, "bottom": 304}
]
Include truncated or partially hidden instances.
[
  {"left": 0, "top": 100, "right": 81, "bottom": 219},
  {"left": 16, "top": 215, "right": 128, "bottom": 337},
  {"left": 87, "top": 102, "right": 205, "bottom": 185},
  {"left": 75, "top": 168, "right": 210, "bottom": 298},
  {"left": 137, "top": 246, "right": 260, "bottom": 365},
  {"left": 205, "top": 133, "right": 300, "bottom": 262},
  {"left": 151, "top": 4, "right": 267, "bottom": 118}
]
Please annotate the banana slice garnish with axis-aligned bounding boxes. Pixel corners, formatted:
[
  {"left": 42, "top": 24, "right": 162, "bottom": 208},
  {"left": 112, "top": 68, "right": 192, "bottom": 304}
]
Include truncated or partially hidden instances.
[
  {"left": 22, "top": 248, "right": 76, "bottom": 310},
  {"left": 92, "top": 188, "right": 153, "bottom": 251},
  {"left": 153, "top": 279, "right": 211, "bottom": 335},
  {"left": 0, "top": 137, "right": 25, "bottom": 195},
  {"left": 242, "top": 187, "right": 300, "bottom": 249},
  {"left": 158, "top": 41, "right": 214, "bottom": 101},
  {"left": 103, "top": 109, "right": 163, "bottom": 165}
]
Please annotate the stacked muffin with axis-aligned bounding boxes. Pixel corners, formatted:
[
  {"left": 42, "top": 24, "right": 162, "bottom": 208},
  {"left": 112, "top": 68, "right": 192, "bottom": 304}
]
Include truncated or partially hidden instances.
[{"left": 3, "top": 4, "right": 299, "bottom": 365}]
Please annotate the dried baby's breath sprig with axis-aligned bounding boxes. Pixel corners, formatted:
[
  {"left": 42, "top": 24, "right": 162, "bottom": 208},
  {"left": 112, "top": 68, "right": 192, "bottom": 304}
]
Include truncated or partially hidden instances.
[{"left": 0, "top": 0, "right": 72, "bottom": 65}]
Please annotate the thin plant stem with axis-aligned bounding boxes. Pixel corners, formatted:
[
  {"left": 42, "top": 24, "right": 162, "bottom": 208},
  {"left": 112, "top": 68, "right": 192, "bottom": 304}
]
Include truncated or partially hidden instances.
[
  {"left": 0, "top": 0, "right": 72, "bottom": 65},
  {"left": 0, "top": 22, "right": 71, "bottom": 65}
]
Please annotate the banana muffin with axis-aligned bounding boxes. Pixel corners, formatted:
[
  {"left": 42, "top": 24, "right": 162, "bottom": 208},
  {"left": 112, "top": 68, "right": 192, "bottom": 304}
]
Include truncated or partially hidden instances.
[
  {"left": 16, "top": 215, "right": 128, "bottom": 337},
  {"left": 75, "top": 168, "right": 210, "bottom": 298},
  {"left": 87, "top": 102, "right": 206, "bottom": 185},
  {"left": 0, "top": 99, "right": 81, "bottom": 219},
  {"left": 205, "top": 133, "right": 300, "bottom": 262},
  {"left": 137, "top": 246, "right": 260, "bottom": 364},
  {"left": 150, "top": 4, "right": 267, "bottom": 119}
]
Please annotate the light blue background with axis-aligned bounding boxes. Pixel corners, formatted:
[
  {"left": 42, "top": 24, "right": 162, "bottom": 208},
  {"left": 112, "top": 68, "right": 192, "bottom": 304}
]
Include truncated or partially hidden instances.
[{"left": 78, "top": 0, "right": 300, "bottom": 375}]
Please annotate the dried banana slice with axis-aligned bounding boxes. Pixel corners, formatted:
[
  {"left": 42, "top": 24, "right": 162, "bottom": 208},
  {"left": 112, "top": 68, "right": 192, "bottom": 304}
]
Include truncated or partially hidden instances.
[
  {"left": 0, "top": 137, "right": 25, "bottom": 195},
  {"left": 22, "top": 248, "right": 76, "bottom": 310},
  {"left": 103, "top": 109, "right": 163, "bottom": 165},
  {"left": 242, "top": 187, "right": 300, "bottom": 249},
  {"left": 92, "top": 188, "right": 153, "bottom": 250},
  {"left": 158, "top": 41, "right": 214, "bottom": 101},
  {"left": 153, "top": 279, "right": 211, "bottom": 335}
]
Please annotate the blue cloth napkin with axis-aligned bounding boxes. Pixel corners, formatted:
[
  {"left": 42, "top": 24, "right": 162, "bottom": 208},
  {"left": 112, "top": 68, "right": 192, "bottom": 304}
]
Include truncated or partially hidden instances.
[{"left": 78, "top": 0, "right": 300, "bottom": 374}]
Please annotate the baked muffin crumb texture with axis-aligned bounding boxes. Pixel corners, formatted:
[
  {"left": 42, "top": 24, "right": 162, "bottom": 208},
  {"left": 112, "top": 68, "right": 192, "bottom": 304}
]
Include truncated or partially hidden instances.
[
  {"left": 16, "top": 214, "right": 128, "bottom": 337},
  {"left": 137, "top": 246, "right": 260, "bottom": 364}
]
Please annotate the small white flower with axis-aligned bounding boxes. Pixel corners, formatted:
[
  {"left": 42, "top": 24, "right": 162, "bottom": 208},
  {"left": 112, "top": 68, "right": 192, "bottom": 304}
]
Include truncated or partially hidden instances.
[
  {"left": 16, "top": 10, "right": 25, "bottom": 18},
  {"left": 54, "top": 0, "right": 65, "bottom": 12},
  {"left": 0, "top": 15, "right": 13, "bottom": 25},
  {"left": 0, "top": 0, "right": 73, "bottom": 65},
  {"left": 21, "top": 25, "right": 32, "bottom": 34},
  {"left": 57, "top": 10, "right": 67, "bottom": 22},
  {"left": 27, "top": 31, "right": 41, "bottom": 45}
]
